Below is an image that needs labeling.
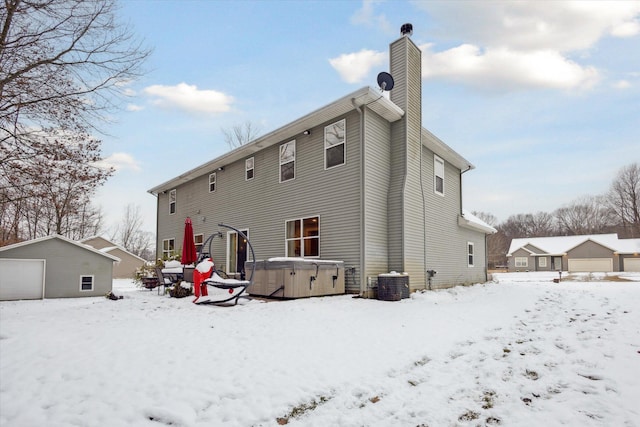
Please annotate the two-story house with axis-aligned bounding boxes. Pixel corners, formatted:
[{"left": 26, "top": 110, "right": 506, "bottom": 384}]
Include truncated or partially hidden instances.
[{"left": 148, "top": 25, "right": 495, "bottom": 295}]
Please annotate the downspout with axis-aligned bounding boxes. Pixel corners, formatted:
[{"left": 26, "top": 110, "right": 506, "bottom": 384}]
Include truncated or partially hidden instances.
[
  {"left": 459, "top": 165, "right": 473, "bottom": 215},
  {"left": 420, "top": 132, "right": 428, "bottom": 290},
  {"left": 352, "top": 98, "right": 366, "bottom": 297},
  {"left": 460, "top": 165, "right": 487, "bottom": 281},
  {"left": 152, "top": 191, "right": 160, "bottom": 260}
]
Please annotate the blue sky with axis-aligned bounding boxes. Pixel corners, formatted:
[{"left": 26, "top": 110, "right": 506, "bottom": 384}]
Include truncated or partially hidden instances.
[{"left": 96, "top": 0, "right": 640, "bottom": 235}]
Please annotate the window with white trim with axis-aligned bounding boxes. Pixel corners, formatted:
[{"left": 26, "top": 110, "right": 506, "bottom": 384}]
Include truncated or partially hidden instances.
[
  {"left": 539, "top": 257, "right": 547, "bottom": 268},
  {"left": 285, "top": 216, "right": 319, "bottom": 257},
  {"left": 194, "top": 233, "right": 204, "bottom": 254},
  {"left": 515, "top": 257, "right": 528, "bottom": 268},
  {"left": 325, "top": 119, "right": 345, "bottom": 169},
  {"left": 434, "top": 155, "right": 444, "bottom": 196},
  {"left": 467, "top": 242, "right": 474, "bottom": 267},
  {"left": 162, "top": 238, "right": 175, "bottom": 259},
  {"left": 280, "top": 140, "right": 295, "bottom": 182},
  {"left": 209, "top": 173, "right": 216, "bottom": 193},
  {"left": 246, "top": 157, "right": 254, "bottom": 181},
  {"left": 80, "top": 275, "right": 94, "bottom": 291},
  {"left": 169, "top": 189, "right": 176, "bottom": 214}
]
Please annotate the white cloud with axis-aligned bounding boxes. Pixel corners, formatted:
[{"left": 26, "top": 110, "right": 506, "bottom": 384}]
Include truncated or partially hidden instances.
[
  {"left": 95, "top": 152, "right": 141, "bottom": 172},
  {"left": 610, "top": 19, "right": 640, "bottom": 37},
  {"left": 421, "top": 43, "right": 600, "bottom": 91},
  {"left": 143, "top": 82, "right": 234, "bottom": 114},
  {"left": 413, "top": 1, "right": 640, "bottom": 52},
  {"left": 351, "top": 0, "right": 392, "bottom": 33},
  {"left": 612, "top": 80, "right": 632, "bottom": 89},
  {"left": 329, "top": 49, "right": 386, "bottom": 84},
  {"left": 126, "top": 104, "right": 144, "bottom": 112}
]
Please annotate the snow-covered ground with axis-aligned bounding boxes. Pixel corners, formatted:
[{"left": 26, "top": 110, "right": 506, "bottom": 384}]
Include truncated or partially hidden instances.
[{"left": 1, "top": 272, "right": 639, "bottom": 427}]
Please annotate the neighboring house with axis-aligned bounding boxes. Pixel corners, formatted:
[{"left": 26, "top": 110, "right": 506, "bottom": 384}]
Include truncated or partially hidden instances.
[
  {"left": 0, "top": 234, "right": 119, "bottom": 301},
  {"left": 506, "top": 234, "right": 640, "bottom": 273},
  {"left": 148, "top": 26, "right": 496, "bottom": 295},
  {"left": 81, "top": 236, "right": 147, "bottom": 279}
]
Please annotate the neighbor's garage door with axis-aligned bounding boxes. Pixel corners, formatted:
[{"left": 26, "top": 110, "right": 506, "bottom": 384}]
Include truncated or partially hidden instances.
[
  {"left": 568, "top": 258, "right": 613, "bottom": 272},
  {"left": 0, "top": 259, "right": 45, "bottom": 300},
  {"left": 623, "top": 258, "right": 640, "bottom": 272}
]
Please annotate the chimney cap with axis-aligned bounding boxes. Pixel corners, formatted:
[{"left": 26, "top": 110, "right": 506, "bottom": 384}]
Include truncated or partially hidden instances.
[{"left": 401, "top": 23, "right": 413, "bottom": 36}]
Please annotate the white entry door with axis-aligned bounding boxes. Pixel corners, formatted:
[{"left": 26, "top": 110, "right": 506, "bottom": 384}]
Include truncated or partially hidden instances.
[{"left": 0, "top": 259, "right": 45, "bottom": 300}]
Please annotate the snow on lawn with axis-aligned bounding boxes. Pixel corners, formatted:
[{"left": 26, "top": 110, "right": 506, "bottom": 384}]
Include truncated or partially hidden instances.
[{"left": 1, "top": 273, "right": 639, "bottom": 427}]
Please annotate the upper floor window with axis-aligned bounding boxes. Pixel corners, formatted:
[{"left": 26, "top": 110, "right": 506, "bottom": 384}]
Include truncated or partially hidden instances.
[
  {"left": 280, "top": 140, "right": 296, "bottom": 182},
  {"left": 246, "top": 157, "right": 254, "bottom": 181},
  {"left": 434, "top": 155, "right": 444, "bottom": 196},
  {"left": 325, "top": 119, "right": 345, "bottom": 169},
  {"left": 162, "top": 238, "right": 175, "bottom": 259},
  {"left": 169, "top": 189, "right": 176, "bottom": 214},
  {"left": 285, "top": 216, "right": 319, "bottom": 257},
  {"left": 209, "top": 173, "right": 216, "bottom": 193},
  {"left": 79, "top": 275, "right": 94, "bottom": 291},
  {"left": 467, "top": 242, "right": 474, "bottom": 267}
]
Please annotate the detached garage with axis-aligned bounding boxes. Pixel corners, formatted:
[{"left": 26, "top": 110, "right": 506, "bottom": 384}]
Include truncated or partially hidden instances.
[{"left": 0, "top": 235, "right": 119, "bottom": 301}]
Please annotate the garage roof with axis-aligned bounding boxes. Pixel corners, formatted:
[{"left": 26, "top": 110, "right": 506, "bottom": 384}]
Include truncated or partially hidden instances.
[{"left": 0, "top": 235, "right": 121, "bottom": 262}]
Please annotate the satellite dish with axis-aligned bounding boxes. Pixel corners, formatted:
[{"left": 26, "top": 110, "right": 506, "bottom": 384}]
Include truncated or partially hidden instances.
[{"left": 377, "top": 72, "right": 394, "bottom": 91}]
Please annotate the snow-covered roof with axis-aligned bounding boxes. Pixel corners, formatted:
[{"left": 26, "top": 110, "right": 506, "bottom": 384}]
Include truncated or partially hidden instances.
[
  {"left": 0, "top": 234, "right": 121, "bottom": 262},
  {"left": 458, "top": 210, "right": 497, "bottom": 234},
  {"left": 507, "top": 233, "right": 640, "bottom": 256}
]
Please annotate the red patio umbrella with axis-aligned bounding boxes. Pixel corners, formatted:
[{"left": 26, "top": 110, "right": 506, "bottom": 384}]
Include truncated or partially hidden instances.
[{"left": 181, "top": 217, "right": 197, "bottom": 265}]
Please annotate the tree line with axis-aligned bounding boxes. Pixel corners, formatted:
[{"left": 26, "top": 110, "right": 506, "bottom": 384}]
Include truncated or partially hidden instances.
[
  {"left": 475, "top": 163, "right": 640, "bottom": 268},
  {"left": 1, "top": 0, "right": 150, "bottom": 256}
]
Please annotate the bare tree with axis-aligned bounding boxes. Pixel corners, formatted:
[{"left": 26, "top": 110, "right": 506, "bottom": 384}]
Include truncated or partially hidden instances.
[
  {"left": 608, "top": 163, "right": 640, "bottom": 238},
  {"left": 501, "top": 212, "right": 556, "bottom": 239},
  {"left": 221, "top": 121, "right": 262, "bottom": 149},
  {"left": 472, "top": 211, "right": 508, "bottom": 268},
  {"left": 0, "top": 0, "right": 149, "bottom": 243},
  {"left": 554, "top": 195, "right": 614, "bottom": 236},
  {"left": 111, "top": 204, "right": 153, "bottom": 259}
]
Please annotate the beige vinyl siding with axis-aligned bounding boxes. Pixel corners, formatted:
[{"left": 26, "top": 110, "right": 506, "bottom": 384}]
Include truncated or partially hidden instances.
[
  {"left": 422, "top": 146, "right": 467, "bottom": 288},
  {"left": 401, "top": 37, "right": 426, "bottom": 288},
  {"left": 156, "top": 111, "right": 363, "bottom": 279},
  {"left": 363, "top": 109, "right": 391, "bottom": 290},
  {"left": 388, "top": 34, "right": 426, "bottom": 288},
  {"left": 387, "top": 37, "right": 408, "bottom": 275}
]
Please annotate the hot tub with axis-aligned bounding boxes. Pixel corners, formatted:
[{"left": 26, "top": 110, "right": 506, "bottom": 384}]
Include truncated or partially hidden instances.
[{"left": 246, "top": 258, "right": 345, "bottom": 298}]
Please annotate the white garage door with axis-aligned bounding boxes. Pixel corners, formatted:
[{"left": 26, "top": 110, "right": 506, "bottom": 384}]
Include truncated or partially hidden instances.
[
  {"left": 624, "top": 258, "right": 640, "bottom": 272},
  {"left": 0, "top": 259, "right": 45, "bottom": 300},
  {"left": 568, "top": 258, "right": 613, "bottom": 272}
]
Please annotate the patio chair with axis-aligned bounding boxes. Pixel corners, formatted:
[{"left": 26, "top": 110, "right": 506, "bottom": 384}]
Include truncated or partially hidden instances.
[
  {"left": 195, "top": 224, "right": 256, "bottom": 306},
  {"left": 154, "top": 267, "right": 174, "bottom": 295}
]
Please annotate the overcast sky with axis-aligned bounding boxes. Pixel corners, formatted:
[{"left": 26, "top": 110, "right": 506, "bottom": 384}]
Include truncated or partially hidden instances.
[{"left": 95, "top": 0, "right": 640, "bottom": 235}]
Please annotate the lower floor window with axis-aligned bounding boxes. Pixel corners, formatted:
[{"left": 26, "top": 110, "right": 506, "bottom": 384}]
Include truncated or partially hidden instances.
[
  {"left": 539, "top": 257, "right": 547, "bottom": 268},
  {"left": 80, "top": 275, "right": 94, "bottom": 291},
  {"left": 515, "top": 257, "right": 528, "bottom": 268},
  {"left": 194, "top": 233, "right": 204, "bottom": 255},
  {"left": 286, "top": 216, "right": 319, "bottom": 257},
  {"left": 162, "top": 238, "right": 175, "bottom": 259},
  {"left": 467, "top": 242, "right": 474, "bottom": 267}
]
